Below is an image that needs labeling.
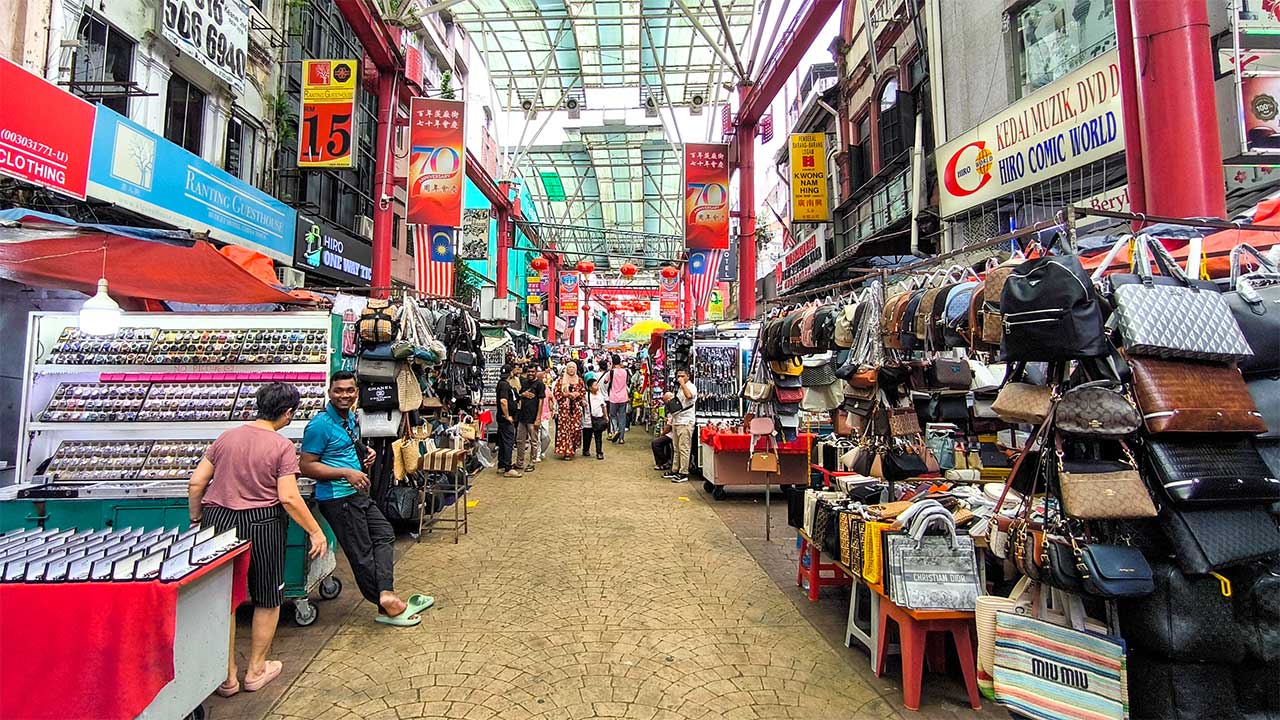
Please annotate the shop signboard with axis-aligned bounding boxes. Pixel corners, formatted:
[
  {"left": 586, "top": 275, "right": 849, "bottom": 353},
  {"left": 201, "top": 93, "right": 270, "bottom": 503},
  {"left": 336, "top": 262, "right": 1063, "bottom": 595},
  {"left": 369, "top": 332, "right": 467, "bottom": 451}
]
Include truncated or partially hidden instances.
[
  {"left": 298, "top": 59, "right": 359, "bottom": 169},
  {"left": 459, "top": 207, "right": 491, "bottom": 259},
  {"left": 0, "top": 58, "right": 96, "bottom": 200},
  {"left": 559, "top": 271, "right": 579, "bottom": 314},
  {"left": 294, "top": 212, "right": 372, "bottom": 286},
  {"left": 789, "top": 133, "right": 830, "bottom": 222},
  {"left": 936, "top": 51, "right": 1123, "bottom": 217},
  {"left": 158, "top": 0, "right": 248, "bottom": 92},
  {"left": 718, "top": 237, "right": 738, "bottom": 281},
  {"left": 527, "top": 274, "right": 542, "bottom": 304},
  {"left": 408, "top": 97, "right": 466, "bottom": 227},
  {"left": 683, "top": 142, "right": 730, "bottom": 249},
  {"left": 778, "top": 229, "right": 826, "bottom": 293},
  {"left": 707, "top": 289, "right": 725, "bottom": 321},
  {"left": 87, "top": 106, "right": 296, "bottom": 261},
  {"left": 658, "top": 274, "right": 680, "bottom": 313}
]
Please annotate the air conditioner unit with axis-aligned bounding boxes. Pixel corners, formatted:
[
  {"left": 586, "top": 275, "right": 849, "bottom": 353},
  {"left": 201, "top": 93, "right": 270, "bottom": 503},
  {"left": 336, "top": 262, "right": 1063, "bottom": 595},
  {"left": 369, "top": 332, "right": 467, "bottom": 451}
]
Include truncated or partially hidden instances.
[
  {"left": 490, "top": 298, "right": 518, "bottom": 322},
  {"left": 356, "top": 215, "right": 374, "bottom": 240},
  {"left": 277, "top": 266, "right": 306, "bottom": 288}
]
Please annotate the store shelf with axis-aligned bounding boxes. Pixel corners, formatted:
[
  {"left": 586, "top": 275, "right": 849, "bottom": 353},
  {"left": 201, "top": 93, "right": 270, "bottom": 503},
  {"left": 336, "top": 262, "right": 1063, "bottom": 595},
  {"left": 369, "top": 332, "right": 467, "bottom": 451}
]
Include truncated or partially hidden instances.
[{"left": 32, "top": 363, "right": 329, "bottom": 375}]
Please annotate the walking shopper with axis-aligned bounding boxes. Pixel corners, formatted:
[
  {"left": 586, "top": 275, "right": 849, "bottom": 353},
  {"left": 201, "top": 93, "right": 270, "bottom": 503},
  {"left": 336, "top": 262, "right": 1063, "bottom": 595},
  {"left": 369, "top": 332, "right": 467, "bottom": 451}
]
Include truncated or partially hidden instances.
[
  {"left": 300, "top": 372, "right": 431, "bottom": 628},
  {"left": 603, "top": 354, "right": 630, "bottom": 443},
  {"left": 536, "top": 367, "right": 554, "bottom": 463},
  {"left": 515, "top": 365, "right": 544, "bottom": 471},
  {"left": 583, "top": 378, "right": 607, "bottom": 459},
  {"left": 553, "top": 363, "right": 586, "bottom": 460},
  {"left": 667, "top": 369, "right": 698, "bottom": 483},
  {"left": 188, "top": 382, "right": 327, "bottom": 696},
  {"left": 495, "top": 364, "right": 522, "bottom": 478}
]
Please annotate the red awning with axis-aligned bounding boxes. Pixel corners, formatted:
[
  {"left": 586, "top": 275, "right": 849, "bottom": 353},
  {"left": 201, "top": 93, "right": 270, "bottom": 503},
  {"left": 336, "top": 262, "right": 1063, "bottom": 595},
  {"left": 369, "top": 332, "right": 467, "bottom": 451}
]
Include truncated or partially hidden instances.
[{"left": 0, "top": 228, "right": 300, "bottom": 305}]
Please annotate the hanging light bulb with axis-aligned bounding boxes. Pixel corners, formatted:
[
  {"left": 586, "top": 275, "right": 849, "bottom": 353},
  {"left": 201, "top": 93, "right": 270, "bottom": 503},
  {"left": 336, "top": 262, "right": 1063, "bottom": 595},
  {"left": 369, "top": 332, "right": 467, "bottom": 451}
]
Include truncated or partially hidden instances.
[{"left": 79, "top": 278, "right": 122, "bottom": 336}]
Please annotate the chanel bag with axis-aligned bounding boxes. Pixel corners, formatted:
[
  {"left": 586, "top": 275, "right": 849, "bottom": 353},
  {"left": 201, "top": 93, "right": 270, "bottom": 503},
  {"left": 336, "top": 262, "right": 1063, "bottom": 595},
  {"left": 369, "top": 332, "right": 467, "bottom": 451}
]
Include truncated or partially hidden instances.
[
  {"left": 1160, "top": 504, "right": 1280, "bottom": 575},
  {"left": 359, "top": 382, "right": 398, "bottom": 411},
  {"left": 358, "top": 409, "right": 401, "bottom": 437},
  {"left": 1129, "top": 356, "right": 1266, "bottom": 434},
  {"left": 1112, "top": 235, "right": 1254, "bottom": 362},
  {"left": 1055, "top": 380, "right": 1142, "bottom": 437},
  {"left": 1142, "top": 435, "right": 1280, "bottom": 505}
]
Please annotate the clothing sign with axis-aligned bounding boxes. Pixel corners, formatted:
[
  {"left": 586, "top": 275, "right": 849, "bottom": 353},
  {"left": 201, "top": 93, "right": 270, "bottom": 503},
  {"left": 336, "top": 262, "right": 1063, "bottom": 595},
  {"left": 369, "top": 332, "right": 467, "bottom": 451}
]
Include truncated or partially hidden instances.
[
  {"left": 789, "top": 133, "right": 830, "bottom": 222},
  {"left": 683, "top": 143, "right": 730, "bottom": 249},
  {"left": 408, "top": 97, "right": 466, "bottom": 227},
  {"left": 298, "top": 59, "right": 359, "bottom": 169},
  {"left": 87, "top": 106, "right": 296, "bottom": 261},
  {"left": 294, "top": 213, "right": 372, "bottom": 286},
  {"left": 0, "top": 57, "right": 96, "bottom": 200},
  {"left": 559, "top": 272, "right": 579, "bottom": 314},
  {"left": 936, "top": 50, "right": 1123, "bottom": 217},
  {"left": 658, "top": 274, "right": 680, "bottom": 313},
  {"left": 158, "top": 0, "right": 248, "bottom": 92},
  {"left": 459, "top": 207, "right": 490, "bottom": 259}
]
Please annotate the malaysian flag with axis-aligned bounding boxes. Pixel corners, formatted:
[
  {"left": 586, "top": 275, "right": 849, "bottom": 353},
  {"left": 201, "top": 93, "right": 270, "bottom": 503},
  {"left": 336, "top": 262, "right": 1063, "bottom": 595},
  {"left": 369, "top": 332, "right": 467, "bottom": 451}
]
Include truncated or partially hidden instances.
[
  {"left": 687, "top": 249, "right": 723, "bottom": 307},
  {"left": 415, "top": 224, "right": 455, "bottom": 297}
]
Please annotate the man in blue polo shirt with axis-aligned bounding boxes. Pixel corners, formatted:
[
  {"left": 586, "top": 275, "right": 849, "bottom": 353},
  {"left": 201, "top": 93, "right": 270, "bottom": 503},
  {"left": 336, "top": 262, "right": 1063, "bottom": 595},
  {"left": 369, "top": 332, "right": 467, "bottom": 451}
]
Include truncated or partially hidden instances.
[{"left": 300, "top": 371, "right": 429, "bottom": 627}]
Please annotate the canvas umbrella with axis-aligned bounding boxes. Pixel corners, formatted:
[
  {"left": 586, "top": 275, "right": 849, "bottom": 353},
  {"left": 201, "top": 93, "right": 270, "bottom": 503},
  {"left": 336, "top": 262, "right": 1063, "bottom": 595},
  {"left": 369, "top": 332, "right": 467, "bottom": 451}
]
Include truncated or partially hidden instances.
[{"left": 618, "top": 318, "right": 671, "bottom": 342}]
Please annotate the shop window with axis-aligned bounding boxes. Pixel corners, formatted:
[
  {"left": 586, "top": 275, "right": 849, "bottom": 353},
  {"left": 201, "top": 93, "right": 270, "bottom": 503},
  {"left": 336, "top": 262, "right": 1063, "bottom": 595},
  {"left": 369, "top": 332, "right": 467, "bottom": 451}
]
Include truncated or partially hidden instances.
[
  {"left": 850, "top": 113, "right": 872, "bottom": 190},
  {"left": 72, "top": 13, "right": 133, "bottom": 116},
  {"left": 164, "top": 74, "right": 205, "bottom": 155},
  {"left": 877, "top": 79, "right": 903, "bottom": 165},
  {"left": 406, "top": 230, "right": 415, "bottom": 256},
  {"left": 392, "top": 214, "right": 401, "bottom": 249},
  {"left": 1013, "top": 0, "right": 1116, "bottom": 96},
  {"left": 224, "top": 115, "right": 263, "bottom": 187}
]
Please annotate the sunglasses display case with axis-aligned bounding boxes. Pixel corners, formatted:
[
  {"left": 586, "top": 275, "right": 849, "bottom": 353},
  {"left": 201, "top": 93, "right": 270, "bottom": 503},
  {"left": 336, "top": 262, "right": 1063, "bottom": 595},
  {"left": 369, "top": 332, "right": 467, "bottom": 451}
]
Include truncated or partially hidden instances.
[{"left": 15, "top": 312, "right": 334, "bottom": 490}]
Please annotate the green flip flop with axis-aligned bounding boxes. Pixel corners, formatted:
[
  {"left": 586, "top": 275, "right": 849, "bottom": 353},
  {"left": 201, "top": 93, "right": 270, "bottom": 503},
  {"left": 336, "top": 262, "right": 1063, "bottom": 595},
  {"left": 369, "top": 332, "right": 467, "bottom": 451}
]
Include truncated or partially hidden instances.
[
  {"left": 406, "top": 594, "right": 435, "bottom": 614},
  {"left": 374, "top": 608, "right": 422, "bottom": 627}
]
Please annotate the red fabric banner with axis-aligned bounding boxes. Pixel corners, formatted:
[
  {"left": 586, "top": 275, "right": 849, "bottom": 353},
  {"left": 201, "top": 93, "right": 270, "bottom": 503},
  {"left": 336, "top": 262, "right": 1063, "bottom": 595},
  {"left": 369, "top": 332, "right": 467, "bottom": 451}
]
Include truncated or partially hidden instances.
[
  {"left": 658, "top": 274, "right": 680, "bottom": 313},
  {"left": 559, "top": 272, "right": 579, "bottom": 314},
  {"left": 407, "top": 97, "right": 466, "bottom": 227},
  {"left": 700, "top": 426, "right": 814, "bottom": 455},
  {"left": 684, "top": 143, "right": 730, "bottom": 249}
]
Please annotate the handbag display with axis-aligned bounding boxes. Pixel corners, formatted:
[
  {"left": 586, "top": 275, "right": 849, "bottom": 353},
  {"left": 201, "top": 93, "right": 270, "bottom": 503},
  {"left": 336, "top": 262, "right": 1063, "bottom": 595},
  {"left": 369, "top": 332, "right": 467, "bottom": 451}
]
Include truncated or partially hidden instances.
[
  {"left": 1055, "top": 380, "right": 1142, "bottom": 437},
  {"left": 928, "top": 358, "right": 973, "bottom": 389},
  {"left": 1142, "top": 435, "right": 1280, "bottom": 505},
  {"left": 749, "top": 433, "right": 779, "bottom": 473},
  {"left": 1074, "top": 542, "right": 1154, "bottom": 598},
  {"left": 1112, "top": 235, "right": 1254, "bottom": 362},
  {"left": 1056, "top": 435, "right": 1157, "bottom": 519},
  {"left": 1001, "top": 254, "right": 1109, "bottom": 361},
  {"left": 1119, "top": 561, "right": 1248, "bottom": 664},
  {"left": 885, "top": 530, "right": 980, "bottom": 611},
  {"left": 1159, "top": 504, "right": 1280, "bottom": 575},
  {"left": 1226, "top": 243, "right": 1280, "bottom": 377},
  {"left": 1129, "top": 356, "right": 1266, "bottom": 434},
  {"left": 993, "top": 610, "right": 1128, "bottom": 720}
]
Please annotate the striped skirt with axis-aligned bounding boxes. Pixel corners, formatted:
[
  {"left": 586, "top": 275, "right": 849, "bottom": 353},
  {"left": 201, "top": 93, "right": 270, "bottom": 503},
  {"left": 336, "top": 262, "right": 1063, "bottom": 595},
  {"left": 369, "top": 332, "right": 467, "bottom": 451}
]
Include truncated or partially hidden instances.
[{"left": 202, "top": 504, "right": 288, "bottom": 608}]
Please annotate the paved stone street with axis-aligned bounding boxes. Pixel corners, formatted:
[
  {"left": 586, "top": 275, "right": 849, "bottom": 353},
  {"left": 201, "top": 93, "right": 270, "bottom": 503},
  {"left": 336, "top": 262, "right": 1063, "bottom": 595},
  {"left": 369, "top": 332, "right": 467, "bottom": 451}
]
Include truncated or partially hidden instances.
[{"left": 242, "top": 432, "right": 992, "bottom": 720}]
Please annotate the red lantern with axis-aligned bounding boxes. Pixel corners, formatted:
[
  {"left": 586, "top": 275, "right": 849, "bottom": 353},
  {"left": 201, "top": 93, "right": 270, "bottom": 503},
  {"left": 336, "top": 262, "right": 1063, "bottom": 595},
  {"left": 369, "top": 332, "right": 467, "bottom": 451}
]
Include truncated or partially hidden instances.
[
  {"left": 619, "top": 262, "right": 638, "bottom": 278},
  {"left": 659, "top": 265, "right": 679, "bottom": 279},
  {"left": 530, "top": 256, "right": 549, "bottom": 272},
  {"left": 576, "top": 260, "right": 595, "bottom": 274}
]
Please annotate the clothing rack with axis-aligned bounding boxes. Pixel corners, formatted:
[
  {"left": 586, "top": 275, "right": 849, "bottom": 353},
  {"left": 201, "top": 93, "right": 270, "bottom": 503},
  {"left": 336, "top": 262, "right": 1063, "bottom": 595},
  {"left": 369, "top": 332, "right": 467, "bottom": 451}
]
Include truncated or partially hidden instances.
[
  {"left": 304, "top": 286, "right": 475, "bottom": 313},
  {"left": 1071, "top": 205, "right": 1280, "bottom": 234}
]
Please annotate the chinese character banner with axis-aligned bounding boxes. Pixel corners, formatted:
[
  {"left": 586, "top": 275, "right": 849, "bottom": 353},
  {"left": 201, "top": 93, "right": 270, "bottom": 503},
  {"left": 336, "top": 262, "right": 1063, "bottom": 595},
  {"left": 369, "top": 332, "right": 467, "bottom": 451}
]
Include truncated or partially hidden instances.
[
  {"left": 683, "top": 142, "right": 730, "bottom": 250},
  {"left": 408, "top": 97, "right": 466, "bottom": 227}
]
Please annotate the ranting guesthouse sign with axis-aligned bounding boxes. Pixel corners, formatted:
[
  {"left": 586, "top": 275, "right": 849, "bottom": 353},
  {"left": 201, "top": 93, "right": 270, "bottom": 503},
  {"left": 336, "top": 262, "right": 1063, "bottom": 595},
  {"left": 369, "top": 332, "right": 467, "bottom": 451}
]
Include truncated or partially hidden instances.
[{"left": 936, "top": 51, "right": 1124, "bottom": 216}]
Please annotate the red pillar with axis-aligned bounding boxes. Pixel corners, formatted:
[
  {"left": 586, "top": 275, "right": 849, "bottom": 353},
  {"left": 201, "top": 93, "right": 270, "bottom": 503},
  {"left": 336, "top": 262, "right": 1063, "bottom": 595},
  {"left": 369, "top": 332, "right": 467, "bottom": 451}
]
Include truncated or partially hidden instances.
[
  {"left": 1114, "top": 0, "right": 1146, "bottom": 229},
  {"left": 495, "top": 205, "right": 511, "bottom": 300},
  {"left": 1126, "top": 0, "right": 1226, "bottom": 220},
  {"left": 546, "top": 260, "right": 558, "bottom": 344},
  {"left": 371, "top": 73, "right": 396, "bottom": 296},
  {"left": 737, "top": 98, "right": 757, "bottom": 319}
]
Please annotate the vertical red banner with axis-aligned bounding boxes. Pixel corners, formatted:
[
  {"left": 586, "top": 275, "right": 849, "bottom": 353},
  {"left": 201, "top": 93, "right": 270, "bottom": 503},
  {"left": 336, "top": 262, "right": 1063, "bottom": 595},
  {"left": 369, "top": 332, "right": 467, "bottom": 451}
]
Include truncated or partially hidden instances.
[
  {"left": 559, "top": 272, "right": 580, "bottom": 314},
  {"left": 407, "top": 97, "right": 466, "bottom": 227},
  {"left": 658, "top": 275, "right": 680, "bottom": 313},
  {"left": 683, "top": 143, "right": 730, "bottom": 250}
]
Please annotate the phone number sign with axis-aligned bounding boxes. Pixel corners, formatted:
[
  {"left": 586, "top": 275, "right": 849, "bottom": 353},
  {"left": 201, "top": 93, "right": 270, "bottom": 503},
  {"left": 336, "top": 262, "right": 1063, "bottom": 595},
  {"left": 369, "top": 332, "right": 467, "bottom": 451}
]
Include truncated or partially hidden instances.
[
  {"left": 159, "top": 0, "right": 248, "bottom": 92},
  {"left": 298, "top": 60, "right": 359, "bottom": 169}
]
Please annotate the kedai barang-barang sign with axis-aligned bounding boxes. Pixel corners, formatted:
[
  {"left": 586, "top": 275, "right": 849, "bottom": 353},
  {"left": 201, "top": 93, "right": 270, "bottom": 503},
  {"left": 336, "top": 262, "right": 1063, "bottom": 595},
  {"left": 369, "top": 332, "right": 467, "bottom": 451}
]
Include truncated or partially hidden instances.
[{"left": 936, "top": 51, "right": 1123, "bottom": 217}]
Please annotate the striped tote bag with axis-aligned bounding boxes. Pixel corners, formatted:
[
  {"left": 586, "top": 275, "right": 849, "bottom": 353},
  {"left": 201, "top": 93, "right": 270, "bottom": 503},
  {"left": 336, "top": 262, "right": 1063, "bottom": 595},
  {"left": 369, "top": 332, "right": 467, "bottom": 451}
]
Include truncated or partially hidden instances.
[{"left": 993, "top": 610, "right": 1127, "bottom": 720}]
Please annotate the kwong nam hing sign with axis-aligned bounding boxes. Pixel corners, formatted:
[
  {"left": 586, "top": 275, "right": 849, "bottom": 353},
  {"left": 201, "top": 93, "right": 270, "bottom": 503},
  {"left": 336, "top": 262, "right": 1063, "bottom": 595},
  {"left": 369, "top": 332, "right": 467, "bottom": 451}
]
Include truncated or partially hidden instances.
[{"left": 936, "top": 51, "right": 1124, "bottom": 217}]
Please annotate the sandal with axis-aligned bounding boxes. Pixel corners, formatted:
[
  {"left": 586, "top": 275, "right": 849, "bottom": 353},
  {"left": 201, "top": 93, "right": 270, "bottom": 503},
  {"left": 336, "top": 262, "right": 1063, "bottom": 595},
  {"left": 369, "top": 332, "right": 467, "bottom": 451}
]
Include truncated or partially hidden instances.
[
  {"left": 244, "top": 661, "right": 282, "bottom": 692},
  {"left": 405, "top": 594, "right": 435, "bottom": 615},
  {"left": 215, "top": 679, "right": 240, "bottom": 698},
  {"left": 374, "top": 608, "right": 422, "bottom": 627}
]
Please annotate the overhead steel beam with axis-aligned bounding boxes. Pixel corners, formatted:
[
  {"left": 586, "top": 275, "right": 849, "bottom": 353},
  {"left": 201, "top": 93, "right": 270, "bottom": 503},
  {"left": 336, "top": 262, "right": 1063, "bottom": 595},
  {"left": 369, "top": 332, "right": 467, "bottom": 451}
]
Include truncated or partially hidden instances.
[
  {"left": 673, "top": 0, "right": 746, "bottom": 80},
  {"left": 735, "top": 0, "right": 839, "bottom": 125},
  {"left": 711, "top": 0, "right": 749, "bottom": 78},
  {"left": 335, "top": 0, "right": 402, "bottom": 71}
]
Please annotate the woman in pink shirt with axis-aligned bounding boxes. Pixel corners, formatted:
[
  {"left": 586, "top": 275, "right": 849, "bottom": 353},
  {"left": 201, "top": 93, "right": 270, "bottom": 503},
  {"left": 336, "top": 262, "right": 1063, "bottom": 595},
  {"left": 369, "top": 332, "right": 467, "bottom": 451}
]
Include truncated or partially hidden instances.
[
  {"left": 537, "top": 367, "right": 554, "bottom": 462},
  {"left": 188, "top": 383, "right": 327, "bottom": 697},
  {"left": 602, "top": 354, "right": 630, "bottom": 443}
]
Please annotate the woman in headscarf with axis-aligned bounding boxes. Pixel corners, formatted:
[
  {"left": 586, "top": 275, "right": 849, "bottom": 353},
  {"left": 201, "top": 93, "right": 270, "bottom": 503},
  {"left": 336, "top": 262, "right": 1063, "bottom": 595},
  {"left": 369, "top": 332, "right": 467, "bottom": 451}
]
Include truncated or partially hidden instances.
[{"left": 553, "top": 362, "right": 586, "bottom": 460}]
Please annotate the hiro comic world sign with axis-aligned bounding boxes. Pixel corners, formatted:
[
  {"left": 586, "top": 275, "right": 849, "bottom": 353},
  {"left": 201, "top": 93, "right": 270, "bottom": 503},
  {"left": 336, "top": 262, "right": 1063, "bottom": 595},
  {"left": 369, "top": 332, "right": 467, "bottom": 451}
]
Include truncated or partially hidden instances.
[
  {"left": 683, "top": 143, "right": 730, "bottom": 250},
  {"left": 407, "top": 97, "right": 466, "bottom": 227}
]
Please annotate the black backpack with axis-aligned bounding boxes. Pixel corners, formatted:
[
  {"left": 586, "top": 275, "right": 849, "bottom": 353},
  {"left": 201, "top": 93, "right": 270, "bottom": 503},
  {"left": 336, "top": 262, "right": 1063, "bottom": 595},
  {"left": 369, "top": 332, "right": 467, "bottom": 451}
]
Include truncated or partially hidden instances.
[{"left": 1000, "top": 255, "right": 1108, "bottom": 361}]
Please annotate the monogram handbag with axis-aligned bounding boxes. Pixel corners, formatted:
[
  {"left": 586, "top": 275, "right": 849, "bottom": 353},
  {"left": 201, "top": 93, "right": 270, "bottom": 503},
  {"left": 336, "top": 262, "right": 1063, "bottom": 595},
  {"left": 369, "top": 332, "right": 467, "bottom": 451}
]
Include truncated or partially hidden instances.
[
  {"left": 1112, "top": 235, "right": 1254, "bottom": 362},
  {"left": 991, "top": 381, "right": 1052, "bottom": 425},
  {"left": 1055, "top": 380, "right": 1142, "bottom": 437},
  {"left": 928, "top": 358, "right": 973, "bottom": 389},
  {"left": 888, "top": 407, "right": 921, "bottom": 437},
  {"left": 1129, "top": 356, "right": 1266, "bottom": 434},
  {"left": 1056, "top": 435, "right": 1157, "bottom": 519},
  {"left": 1142, "top": 435, "right": 1280, "bottom": 505}
]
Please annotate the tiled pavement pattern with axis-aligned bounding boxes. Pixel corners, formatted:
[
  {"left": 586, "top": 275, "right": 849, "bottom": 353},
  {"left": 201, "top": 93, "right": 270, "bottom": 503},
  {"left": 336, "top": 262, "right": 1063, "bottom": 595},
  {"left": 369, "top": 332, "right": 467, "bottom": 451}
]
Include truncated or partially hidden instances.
[{"left": 241, "top": 433, "right": 998, "bottom": 720}]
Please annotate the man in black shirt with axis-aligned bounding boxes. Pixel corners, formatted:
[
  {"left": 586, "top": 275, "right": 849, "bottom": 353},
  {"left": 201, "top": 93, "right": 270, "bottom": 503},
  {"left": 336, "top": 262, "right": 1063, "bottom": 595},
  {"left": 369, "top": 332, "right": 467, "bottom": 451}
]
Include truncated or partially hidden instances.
[
  {"left": 514, "top": 365, "right": 545, "bottom": 472},
  {"left": 495, "top": 365, "right": 522, "bottom": 478}
]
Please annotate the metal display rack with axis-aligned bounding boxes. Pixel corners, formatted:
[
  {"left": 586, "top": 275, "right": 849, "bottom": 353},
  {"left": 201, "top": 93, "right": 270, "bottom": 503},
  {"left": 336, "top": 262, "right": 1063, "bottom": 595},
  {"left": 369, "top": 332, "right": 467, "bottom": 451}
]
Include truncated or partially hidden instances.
[{"left": 691, "top": 340, "right": 744, "bottom": 422}]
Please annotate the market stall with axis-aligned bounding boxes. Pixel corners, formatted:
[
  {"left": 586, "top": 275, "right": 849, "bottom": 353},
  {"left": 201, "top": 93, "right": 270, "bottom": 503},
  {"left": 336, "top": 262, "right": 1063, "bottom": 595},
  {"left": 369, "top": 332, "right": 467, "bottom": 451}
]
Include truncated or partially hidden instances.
[{"left": 696, "top": 425, "right": 812, "bottom": 499}]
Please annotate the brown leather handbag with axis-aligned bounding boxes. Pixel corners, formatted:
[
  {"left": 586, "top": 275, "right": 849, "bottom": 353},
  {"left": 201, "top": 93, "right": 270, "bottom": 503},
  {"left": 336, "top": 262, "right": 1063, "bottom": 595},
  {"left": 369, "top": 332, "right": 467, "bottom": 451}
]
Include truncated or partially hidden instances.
[
  {"left": 849, "top": 367, "right": 878, "bottom": 389},
  {"left": 982, "top": 261, "right": 1021, "bottom": 346},
  {"left": 882, "top": 293, "right": 909, "bottom": 350},
  {"left": 967, "top": 280, "right": 992, "bottom": 350},
  {"left": 916, "top": 286, "right": 947, "bottom": 342},
  {"left": 1129, "top": 356, "right": 1267, "bottom": 434},
  {"left": 888, "top": 407, "right": 922, "bottom": 437}
]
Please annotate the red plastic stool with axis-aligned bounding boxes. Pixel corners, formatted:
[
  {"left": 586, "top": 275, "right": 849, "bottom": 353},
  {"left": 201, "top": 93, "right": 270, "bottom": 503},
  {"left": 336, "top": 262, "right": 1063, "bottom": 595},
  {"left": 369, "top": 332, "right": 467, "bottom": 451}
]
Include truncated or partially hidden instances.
[
  {"left": 796, "top": 532, "right": 852, "bottom": 602},
  {"left": 873, "top": 595, "right": 981, "bottom": 711}
]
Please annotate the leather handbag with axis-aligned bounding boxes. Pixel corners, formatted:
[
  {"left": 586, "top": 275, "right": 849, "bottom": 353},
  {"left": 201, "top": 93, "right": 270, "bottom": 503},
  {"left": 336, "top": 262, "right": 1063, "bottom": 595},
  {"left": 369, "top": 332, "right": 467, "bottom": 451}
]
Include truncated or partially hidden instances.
[
  {"left": 915, "top": 286, "right": 948, "bottom": 342},
  {"left": 1075, "top": 542, "right": 1154, "bottom": 598},
  {"left": 967, "top": 280, "right": 992, "bottom": 351},
  {"left": 1119, "top": 561, "right": 1248, "bottom": 663},
  {"left": 1112, "top": 235, "right": 1254, "bottom": 362},
  {"left": 849, "top": 367, "right": 878, "bottom": 388},
  {"left": 928, "top": 358, "right": 973, "bottom": 389},
  {"left": 981, "top": 259, "right": 1021, "bottom": 346},
  {"left": 1129, "top": 356, "right": 1267, "bottom": 434},
  {"left": 1056, "top": 437, "right": 1157, "bottom": 519},
  {"left": 357, "top": 356, "right": 398, "bottom": 384},
  {"left": 1226, "top": 243, "right": 1280, "bottom": 377},
  {"left": 874, "top": 446, "right": 929, "bottom": 481},
  {"left": 882, "top": 292, "right": 909, "bottom": 350},
  {"left": 1159, "top": 504, "right": 1280, "bottom": 575},
  {"left": 1142, "top": 435, "right": 1280, "bottom": 505},
  {"left": 775, "top": 386, "right": 804, "bottom": 404},
  {"left": 899, "top": 291, "right": 926, "bottom": 351},
  {"left": 1055, "top": 380, "right": 1142, "bottom": 437},
  {"left": 769, "top": 357, "right": 803, "bottom": 376},
  {"left": 991, "top": 381, "right": 1052, "bottom": 425},
  {"left": 1041, "top": 534, "right": 1086, "bottom": 593},
  {"left": 743, "top": 380, "right": 774, "bottom": 402},
  {"left": 943, "top": 281, "right": 979, "bottom": 348},
  {"left": 749, "top": 433, "right": 780, "bottom": 473},
  {"left": 888, "top": 407, "right": 921, "bottom": 437},
  {"left": 1001, "top": 254, "right": 1109, "bottom": 361}
]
